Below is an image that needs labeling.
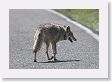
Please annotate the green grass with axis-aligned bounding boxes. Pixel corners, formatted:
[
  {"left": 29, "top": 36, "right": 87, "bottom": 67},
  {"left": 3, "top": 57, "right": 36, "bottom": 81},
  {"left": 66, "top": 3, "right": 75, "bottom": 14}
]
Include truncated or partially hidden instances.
[{"left": 55, "top": 9, "right": 99, "bottom": 32}]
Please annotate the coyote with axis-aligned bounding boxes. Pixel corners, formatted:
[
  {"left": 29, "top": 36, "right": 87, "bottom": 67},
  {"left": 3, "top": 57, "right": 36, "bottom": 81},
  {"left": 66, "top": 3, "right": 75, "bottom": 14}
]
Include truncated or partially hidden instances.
[{"left": 33, "top": 23, "right": 77, "bottom": 62}]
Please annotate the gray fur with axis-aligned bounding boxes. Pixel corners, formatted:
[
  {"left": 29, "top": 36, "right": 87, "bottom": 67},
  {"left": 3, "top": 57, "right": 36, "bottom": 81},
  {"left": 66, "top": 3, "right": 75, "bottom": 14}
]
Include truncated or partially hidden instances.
[{"left": 33, "top": 23, "right": 77, "bottom": 62}]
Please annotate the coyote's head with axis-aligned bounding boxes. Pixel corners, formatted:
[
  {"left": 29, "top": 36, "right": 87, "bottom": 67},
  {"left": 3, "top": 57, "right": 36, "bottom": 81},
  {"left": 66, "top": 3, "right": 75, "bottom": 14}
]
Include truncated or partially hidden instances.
[{"left": 65, "top": 26, "right": 77, "bottom": 43}]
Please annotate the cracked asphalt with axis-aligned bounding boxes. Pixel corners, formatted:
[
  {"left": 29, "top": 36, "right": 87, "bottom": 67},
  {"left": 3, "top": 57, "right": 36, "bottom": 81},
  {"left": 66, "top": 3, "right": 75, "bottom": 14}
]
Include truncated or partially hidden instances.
[{"left": 9, "top": 9, "right": 99, "bottom": 69}]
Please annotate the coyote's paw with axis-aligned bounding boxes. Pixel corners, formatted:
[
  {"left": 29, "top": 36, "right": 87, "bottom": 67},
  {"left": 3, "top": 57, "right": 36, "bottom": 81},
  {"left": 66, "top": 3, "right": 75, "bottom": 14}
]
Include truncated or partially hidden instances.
[
  {"left": 54, "top": 58, "right": 58, "bottom": 62},
  {"left": 50, "top": 56, "right": 54, "bottom": 60},
  {"left": 34, "top": 60, "right": 37, "bottom": 62},
  {"left": 50, "top": 56, "right": 58, "bottom": 62}
]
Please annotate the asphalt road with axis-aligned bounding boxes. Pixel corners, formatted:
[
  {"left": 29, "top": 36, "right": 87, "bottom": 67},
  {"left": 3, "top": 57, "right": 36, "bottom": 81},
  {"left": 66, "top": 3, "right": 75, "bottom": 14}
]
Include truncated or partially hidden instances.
[{"left": 9, "top": 9, "right": 99, "bottom": 69}]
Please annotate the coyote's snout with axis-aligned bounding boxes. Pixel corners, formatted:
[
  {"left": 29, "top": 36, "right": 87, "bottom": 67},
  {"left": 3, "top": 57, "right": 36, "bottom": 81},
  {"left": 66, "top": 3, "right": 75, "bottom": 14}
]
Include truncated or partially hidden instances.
[{"left": 33, "top": 23, "right": 77, "bottom": 62}]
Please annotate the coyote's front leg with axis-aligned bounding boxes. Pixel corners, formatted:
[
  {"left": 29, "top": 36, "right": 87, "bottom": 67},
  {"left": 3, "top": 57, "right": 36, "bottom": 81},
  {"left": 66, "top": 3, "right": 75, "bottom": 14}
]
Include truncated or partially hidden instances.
[
  {"left": 51, "top": 42, "right": 58, "bottom": 61},
  {"left": 46, "top": 41, "right": 50, "bottom": 60}
]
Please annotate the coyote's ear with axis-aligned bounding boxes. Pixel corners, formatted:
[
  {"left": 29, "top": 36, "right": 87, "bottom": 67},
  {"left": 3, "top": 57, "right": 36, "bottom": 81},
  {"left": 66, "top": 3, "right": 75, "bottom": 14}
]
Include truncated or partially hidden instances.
[{"left": 66, "top": 26, "right": 70, "bottom": 31}]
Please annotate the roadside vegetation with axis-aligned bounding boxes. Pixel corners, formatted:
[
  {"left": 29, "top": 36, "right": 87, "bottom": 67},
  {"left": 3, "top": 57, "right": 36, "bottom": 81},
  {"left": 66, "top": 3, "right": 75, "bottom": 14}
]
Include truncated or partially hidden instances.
[{"left": 55, "top": 9, "right": 99, "bottom": 33}]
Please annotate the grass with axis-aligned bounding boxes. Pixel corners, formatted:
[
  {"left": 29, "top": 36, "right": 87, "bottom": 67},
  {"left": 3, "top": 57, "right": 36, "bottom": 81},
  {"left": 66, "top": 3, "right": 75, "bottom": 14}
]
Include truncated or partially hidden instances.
[{"left": 54, "top": 9, "right": 99, "bottom": 32}]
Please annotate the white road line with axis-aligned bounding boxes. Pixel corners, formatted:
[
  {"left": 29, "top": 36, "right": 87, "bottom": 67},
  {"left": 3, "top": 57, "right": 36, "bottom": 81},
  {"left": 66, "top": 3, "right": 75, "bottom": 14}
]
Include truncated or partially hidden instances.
[{"left": 47, "top": 9, "right": 99, "bottom": 41}]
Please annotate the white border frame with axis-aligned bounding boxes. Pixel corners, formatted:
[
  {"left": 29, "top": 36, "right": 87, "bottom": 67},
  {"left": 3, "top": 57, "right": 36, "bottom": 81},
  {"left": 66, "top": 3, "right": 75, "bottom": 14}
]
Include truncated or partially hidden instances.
[{"left": 0, "top": 0, "right": 108, "bottom": 78}]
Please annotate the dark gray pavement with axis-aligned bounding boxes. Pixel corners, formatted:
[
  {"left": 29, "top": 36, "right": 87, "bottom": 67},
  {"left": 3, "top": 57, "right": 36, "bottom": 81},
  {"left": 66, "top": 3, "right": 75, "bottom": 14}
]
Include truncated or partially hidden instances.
[{"left": 9, "top": 9, "right": 99, "bottom": 69}]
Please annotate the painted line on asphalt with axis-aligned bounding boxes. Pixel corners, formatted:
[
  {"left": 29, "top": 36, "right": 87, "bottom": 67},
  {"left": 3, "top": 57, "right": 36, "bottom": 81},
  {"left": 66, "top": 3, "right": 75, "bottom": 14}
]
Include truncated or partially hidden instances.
[{"left": 47, "top": 9, "right": 99, "bottom": 41}]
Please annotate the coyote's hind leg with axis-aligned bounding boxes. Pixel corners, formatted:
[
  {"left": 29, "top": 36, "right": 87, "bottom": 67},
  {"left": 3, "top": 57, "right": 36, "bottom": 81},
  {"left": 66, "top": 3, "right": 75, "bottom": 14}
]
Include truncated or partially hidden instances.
[{"left": 33, "top": 51, "right": 37, "bottom": 62}]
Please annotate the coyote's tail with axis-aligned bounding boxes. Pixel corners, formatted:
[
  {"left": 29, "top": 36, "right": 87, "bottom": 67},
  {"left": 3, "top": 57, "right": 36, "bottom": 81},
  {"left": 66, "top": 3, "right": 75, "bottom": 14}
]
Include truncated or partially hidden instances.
[{"left": 33, "top": 29, "right": 44, "bottom": 53}]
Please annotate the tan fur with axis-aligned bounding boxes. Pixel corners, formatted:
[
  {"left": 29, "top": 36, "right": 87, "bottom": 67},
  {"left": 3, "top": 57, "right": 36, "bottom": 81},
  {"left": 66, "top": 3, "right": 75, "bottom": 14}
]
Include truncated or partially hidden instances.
[{"left": 33, "top": 23, "right": 77, "bottom": 62}]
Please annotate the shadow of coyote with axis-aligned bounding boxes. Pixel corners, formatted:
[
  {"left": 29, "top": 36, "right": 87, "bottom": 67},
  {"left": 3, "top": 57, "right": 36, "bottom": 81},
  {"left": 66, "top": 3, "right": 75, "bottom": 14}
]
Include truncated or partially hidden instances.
[{"left": 33, "top": 23, "right": 77, "bottom": 62}]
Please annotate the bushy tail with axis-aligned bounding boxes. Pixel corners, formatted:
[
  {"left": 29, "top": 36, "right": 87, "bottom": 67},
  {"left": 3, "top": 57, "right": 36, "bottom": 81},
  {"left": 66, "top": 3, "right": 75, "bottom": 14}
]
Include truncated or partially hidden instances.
[{"left": 33, "top": 29, "right": 44, "bottom": 53}]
